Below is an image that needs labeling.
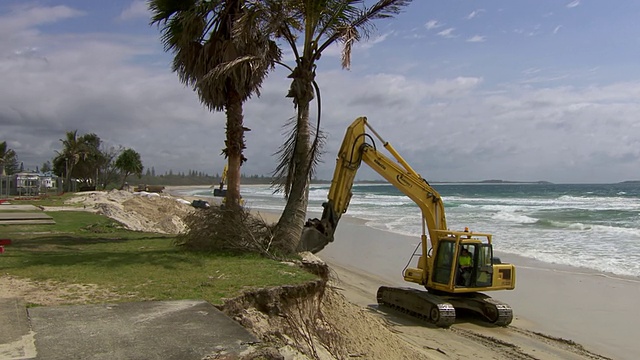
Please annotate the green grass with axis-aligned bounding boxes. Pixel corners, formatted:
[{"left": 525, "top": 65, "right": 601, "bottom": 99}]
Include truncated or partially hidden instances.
[
  {"left": 0, "top": 211, "right": 317, "bottom": 305},
  {"left": 6, "top": 192, "right": 78, "bottom": 207}
]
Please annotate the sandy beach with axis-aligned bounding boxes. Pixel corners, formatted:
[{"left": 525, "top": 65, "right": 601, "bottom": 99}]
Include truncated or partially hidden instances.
[
  {"left": 315, "top": 215, "right": 638, "bottom": 360},
  {"left": 164, "top": 186, "right": 639, "bottom": 359}
]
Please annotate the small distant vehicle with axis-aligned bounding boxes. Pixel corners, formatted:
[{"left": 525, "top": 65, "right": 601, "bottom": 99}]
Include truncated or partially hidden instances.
[
  {"left": 191, "top": 199, "right": 210, "bottom": 209},
  {"left": 300, "top": 117, "right": 516, "bottom": 327},
  {"left": 135, "top": 184, "right": 165, "bottom": 193}
]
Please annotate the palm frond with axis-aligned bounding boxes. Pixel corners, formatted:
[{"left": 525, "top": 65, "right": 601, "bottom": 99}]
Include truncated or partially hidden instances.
[
  {"left": 271, "top": 115, "right": 299, "bottom": 197},
  {"left": 149, "top": 0, "right": 282, "bottom": 115},
  {"left": 316, "top": 0, "right": 411, "bottom": 63}
]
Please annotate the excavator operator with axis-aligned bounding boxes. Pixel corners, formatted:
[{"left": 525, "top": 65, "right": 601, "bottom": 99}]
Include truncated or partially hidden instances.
[{"left": 458, "top": 248, "right": 473, "bottom": 286}]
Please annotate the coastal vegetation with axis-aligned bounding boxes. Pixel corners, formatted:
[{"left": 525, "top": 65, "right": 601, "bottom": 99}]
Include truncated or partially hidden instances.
[
  {"left": 0, "top": 209, "right": 316, "bottom": 305},
  {"left": 50, "top": 130, "right": 141, "bottom": 191},
  {"left": 146, "top": 1, "right": 413, "bottom": 254},
  {"left": 147, "top": 0, "right": 413, "bottom": 253},
  {"left": 239, "top": 0, "right": 412, "bottom": 252},
  {"left": 150, "top": 0, "right": 280, "bottom": 212},
  {"left": 114, "top": 148, "right": 144, "bottom": 190},
  {"left": 5, "top": 1, "right": 415, "bottom": 253},
  {"left": 2, "top": 131, "right": 146, "bottom": 192},
  {"left": 0, "top": 141, "right": 19, "bottom": 175}
]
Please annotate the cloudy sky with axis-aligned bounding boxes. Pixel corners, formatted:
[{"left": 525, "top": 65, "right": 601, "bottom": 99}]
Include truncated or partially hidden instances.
[{"left": 2, "top": 1, "right": 640, "bottom": 184}]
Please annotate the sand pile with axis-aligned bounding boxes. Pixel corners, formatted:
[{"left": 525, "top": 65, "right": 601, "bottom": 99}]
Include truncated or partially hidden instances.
[{"left": 64, "top": 190, "right": 194, "bottom": 234}]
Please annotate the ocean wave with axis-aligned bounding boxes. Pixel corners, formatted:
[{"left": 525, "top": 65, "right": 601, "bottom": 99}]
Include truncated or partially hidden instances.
[
  {"left": 532, "top": 219, "right": 592, "bottom": 230},
  {"left": 500, "top": 248, "right": 640, "bottom": 278},
  {"left": 446, "top": 194, "right": 640, "bottom": 211},
  {"left": 492, "top": 211, "right": 538, "bottom": 224},
  {"left": 184, "top": 183, "right": 640, "bottom": 278}
]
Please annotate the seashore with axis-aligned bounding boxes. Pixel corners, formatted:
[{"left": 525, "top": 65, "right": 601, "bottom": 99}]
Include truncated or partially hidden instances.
[
  {"left": 166, "top": 185, "right": 636, "bottom": 359},
  {"left": 1, "top": 187, "right": 631, "bottom": 358}
]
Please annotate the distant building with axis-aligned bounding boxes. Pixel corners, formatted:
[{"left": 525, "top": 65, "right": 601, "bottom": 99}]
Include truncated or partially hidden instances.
[
  {"left": 15, "top": 172, "right": 40, "bottom": 196},
  {"left": 0, "top": 171, "right": 62, "bottom": 197},
  {"left": 40, "top": 171, "right": 56, "bottom": 189}
]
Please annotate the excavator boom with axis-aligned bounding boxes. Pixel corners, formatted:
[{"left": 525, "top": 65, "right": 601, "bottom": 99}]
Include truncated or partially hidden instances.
[{"left": 300, "top": 117, "right": 446, "bottom": 253}]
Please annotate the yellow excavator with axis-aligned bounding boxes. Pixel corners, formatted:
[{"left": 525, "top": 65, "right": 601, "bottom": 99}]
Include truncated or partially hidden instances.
[
  {"left": 213, "top": 164, "right": 228, "bottom": 197},
  {"left": 300, "top": 117, "right": 516, "bottom": 327}
]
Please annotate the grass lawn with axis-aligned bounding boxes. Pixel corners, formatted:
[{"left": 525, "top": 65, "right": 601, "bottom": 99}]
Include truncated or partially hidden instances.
[{"left": 0, "top": 210, "right": 317, "bottom": 305}]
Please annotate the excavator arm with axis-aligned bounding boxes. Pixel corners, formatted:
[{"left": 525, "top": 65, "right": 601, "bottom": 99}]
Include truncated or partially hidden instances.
[{"left": 300, "top": 117, "right": 447, "bottom": 253}]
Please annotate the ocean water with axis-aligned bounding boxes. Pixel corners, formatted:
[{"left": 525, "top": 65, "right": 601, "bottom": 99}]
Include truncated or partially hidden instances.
[{"left": 182, "top": 182, "right": 640, "bottom": 278}]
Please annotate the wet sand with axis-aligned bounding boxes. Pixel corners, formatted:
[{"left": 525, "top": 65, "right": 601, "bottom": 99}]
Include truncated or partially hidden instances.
[{"left": 320, "top": 216, "right": 639, "bottom": 360}]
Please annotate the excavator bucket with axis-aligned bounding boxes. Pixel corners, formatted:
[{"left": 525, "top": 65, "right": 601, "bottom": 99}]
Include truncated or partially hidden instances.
[{"left": 298, "top": 226, "right": 333, "bottom": 254}]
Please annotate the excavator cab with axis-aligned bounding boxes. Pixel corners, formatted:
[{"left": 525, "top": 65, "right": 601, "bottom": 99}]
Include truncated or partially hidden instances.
[
  {"left": 431, "top": 240, "right": 494, "bottom": 289},
  {"left": 404, "top": 230, "right": 514, "bottom": 294},
  {"left": 400, "top": 230, "right": 515, "bottom": 326}
]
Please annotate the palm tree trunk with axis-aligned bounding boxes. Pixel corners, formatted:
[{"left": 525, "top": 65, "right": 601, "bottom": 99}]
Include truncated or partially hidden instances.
[
  {"left": 65, "top": 163, "right": 74, "bottom": 192},
  {"left": 225, "top": 89, "right": 244, "bottom": 210},
  {"left": 274, "top": 101, "right": 312, "bottom": 253},
  {"left": 120, "top": 172, "right": 130, "bottom": 190}
]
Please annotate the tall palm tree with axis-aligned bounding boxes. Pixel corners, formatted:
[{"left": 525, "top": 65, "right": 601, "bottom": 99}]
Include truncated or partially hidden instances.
[
  {"left": 54, "top": 130, "right": 88, "bottom": 192},
  {"left": 0, "top": 141, "right": 18, "bottom": 176},
  {"left": 149, "top": 0, "right": 281, "bottom": 210},
  {"left": 243, "top": 0, "right": 411, "bottom": 251}
]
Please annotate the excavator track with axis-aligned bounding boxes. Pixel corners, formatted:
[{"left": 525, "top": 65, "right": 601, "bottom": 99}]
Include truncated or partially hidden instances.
[
  {"left": 444, "top": 292, "right": 513, "bottom": 326},
  {"left": 376, "top": 286, "right": 456, "bottom": 328},
  {"left": 377, "top": 287, "right": 513, "bottom": 327},
  {"left": 484, "top": 297, "right": 513, "bottom": 326}
]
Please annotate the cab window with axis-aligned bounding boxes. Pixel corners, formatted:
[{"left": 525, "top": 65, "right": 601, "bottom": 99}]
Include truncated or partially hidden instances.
[
  {"left": 474, "top": 244, "right": 493, "bottom": 287},
  {"left": 432, "top": 240, "right": 455, "bottom": 284}
]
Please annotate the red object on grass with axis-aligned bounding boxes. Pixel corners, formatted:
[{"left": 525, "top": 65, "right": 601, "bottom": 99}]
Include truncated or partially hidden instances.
[
  {"left": 0, "top": 246, "right": 4, "bottom": 254},
  {"left": 0, "top": 239, "right": 12, "bottom": 246}
]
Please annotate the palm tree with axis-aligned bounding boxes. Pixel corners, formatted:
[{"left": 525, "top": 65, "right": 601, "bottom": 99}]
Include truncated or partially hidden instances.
[
  {"left": 149, "top": 0, "right": 281, "bottom": 210},
  {"left": 243, "top": 0, "right": 412, "bottom": 251},
  {"left": 0, "top": 141, "right": 18, "bottom": 176},
  {"left": 54, "top": 130, "right": 88, "bottom": 192},
  {"left": 115, "top": 148, "right": 143, "bottom": 190}
]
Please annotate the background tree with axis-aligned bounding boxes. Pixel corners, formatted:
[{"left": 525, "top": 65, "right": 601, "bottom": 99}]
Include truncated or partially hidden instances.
[
  {"left": 41, "top": 161, "right": 52, "bottom": 173},
  {"left": 97, "top": 145, "right": 124, "bottom": 190},
  {"left": 0, "top": 141, "right": 19, "bottom": 175},
  {"left": 150, "top": 0, "right": 280, "bottom": 210},
  {"left": 244, "top": 0, "right": 411, "bottom": 251},
  {"left": 115, "top": 148, "right": 143, "bottom": 190},
  {"left": 71, "top": 133, "right": 105, "bottom": 188},
  {"left": 53, "top": 130, "right": 89, "bottom": 192},
  {"left": 53, "top": 132, "right": 109, "bottom": 190}
]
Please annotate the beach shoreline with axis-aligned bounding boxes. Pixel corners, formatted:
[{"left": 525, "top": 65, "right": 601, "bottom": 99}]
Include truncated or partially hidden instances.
[{"left": 165, "top": 185, "right": 637, "bottom": 359}]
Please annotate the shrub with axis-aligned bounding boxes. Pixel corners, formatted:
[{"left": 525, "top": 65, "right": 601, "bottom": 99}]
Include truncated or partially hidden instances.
[{"left": 176, "top": 206, "right": 291, "bottom": 258}]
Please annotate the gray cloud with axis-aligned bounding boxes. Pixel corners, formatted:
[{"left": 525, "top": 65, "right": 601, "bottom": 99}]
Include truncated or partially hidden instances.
[{"left": 2, "top": 4, "right": 640, "bottom": 184}]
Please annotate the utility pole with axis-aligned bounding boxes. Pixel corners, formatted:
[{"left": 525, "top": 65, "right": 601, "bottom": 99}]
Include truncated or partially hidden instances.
[{"left": 65, "top": 158, "right": 69, "bottom": 192}]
